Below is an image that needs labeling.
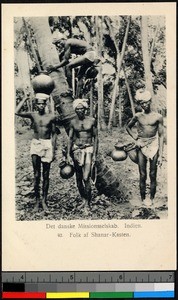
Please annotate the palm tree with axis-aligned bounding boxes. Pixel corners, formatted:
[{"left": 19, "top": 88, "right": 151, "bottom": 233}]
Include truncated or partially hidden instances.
[
  {"left": 29, "top": 17, "right": 124, "bottom": 199},
  {"left": 141, "top": 16, "right": 154, "bottom": 96}
]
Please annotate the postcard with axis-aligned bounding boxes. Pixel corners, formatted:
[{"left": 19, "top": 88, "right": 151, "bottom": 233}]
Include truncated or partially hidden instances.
[{"left": 2, "top": 2, "right": 176, "bottom": 271}]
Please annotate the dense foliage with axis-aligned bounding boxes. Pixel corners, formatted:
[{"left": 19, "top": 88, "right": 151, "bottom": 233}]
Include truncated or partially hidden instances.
[{"left": 14, "top": 15, "right": 166, "bottom": 126}]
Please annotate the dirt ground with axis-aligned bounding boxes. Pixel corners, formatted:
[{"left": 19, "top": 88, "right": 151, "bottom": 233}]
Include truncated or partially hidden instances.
[{"left": 15, "top": 124, "right": 168, "bottom": 221}]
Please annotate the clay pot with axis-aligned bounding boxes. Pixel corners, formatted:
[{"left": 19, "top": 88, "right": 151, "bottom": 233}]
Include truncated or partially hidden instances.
[
  {"left": 32, "top": 74, "right": 55, "bottom": 95},
  {"left": 114, "top": 141, "right": 125, "bottom": 150},
  {"left": 59, "top": 162, "right": 75, "bottom": 179},
  {"left": 128, "top": 149, "right": 138, "bottom": 164},
  {"left": 86, "top": 66, "right": 98, "bottom": 79},
  {"left": 111, "top": 149, "right": 127, "bottom": 161}
]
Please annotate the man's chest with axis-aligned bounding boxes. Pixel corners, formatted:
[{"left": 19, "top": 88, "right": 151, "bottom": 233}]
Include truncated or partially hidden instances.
[
  {"left": 74, "top": 120, "right": 93, "bottom": 132},
  {"left": 33, "top": 115, "right": 52, "bottom": 128},
  {"left": 138, "top": 114, "right": 158, "bottom": 126}
]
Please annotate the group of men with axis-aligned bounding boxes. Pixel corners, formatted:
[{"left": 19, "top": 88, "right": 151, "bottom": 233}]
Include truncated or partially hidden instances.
[
  {"left": 15, "top": 34, "right": 164, "bottom": 213},
  {"left": 16, "top": 94, "right": 98, "bottom": 213}
]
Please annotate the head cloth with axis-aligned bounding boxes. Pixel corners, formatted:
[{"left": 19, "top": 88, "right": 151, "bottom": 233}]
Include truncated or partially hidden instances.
[
  {"left": 36, "top": 93, "right": 49, "bottom": 100},
  {"left": 73, "top": 98, "right": 89, "bottom": 110},
  {"left": 135, "top": 89, "right": 151, "bottom": 102}
]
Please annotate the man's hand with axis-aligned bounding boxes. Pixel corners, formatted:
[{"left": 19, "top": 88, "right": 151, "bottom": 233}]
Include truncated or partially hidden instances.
[
  {"left": 157, "top": 156, "right": 163, "bottom": 167},
  {"left": 66, "top": 155, "right": 73, "bottom": 165},
  {"left": 46, "top": 65, "right": 57, "bottom": 74},
  {"left": 135, "top": 139, "right": 142, "bottom": 148}
]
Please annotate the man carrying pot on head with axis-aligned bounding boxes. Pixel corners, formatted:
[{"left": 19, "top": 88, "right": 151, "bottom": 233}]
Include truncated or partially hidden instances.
[
  {"left": 66, "top": 98, "right": 98, "bottom": 212},
  {"left": 15, "top": 93, "right": 57, "bottom": 212},
  {"left": 126, "top": 89, "right": 164, "bottom": 206}
]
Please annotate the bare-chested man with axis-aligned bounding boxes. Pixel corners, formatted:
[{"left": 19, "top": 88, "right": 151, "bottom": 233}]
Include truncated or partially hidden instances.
[
  {"left": 47, "top": 35, "right": 99, "bottom": 97},
  {"left": 126, "top": 89, "right": 164, "bottom": 205},
  {"left": 67, "top": 98, "right": 98, "bottom": 212},
  {"left": 15, "top": 93, "right": 57, "bottom": 212}
]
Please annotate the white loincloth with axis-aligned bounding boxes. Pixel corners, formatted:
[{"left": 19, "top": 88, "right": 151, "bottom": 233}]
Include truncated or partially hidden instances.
[
  {"left": 30, "top": 139, "right": 53, "bottom": 163},
  {"left": 72, "top": 144, "right": 93, "bottom": 166},
  {"left": 84, "top": 51, "right": 97, "bottom": 62},
  {"left": 139, "top": 135, "right": 159, "bottom": 160}
]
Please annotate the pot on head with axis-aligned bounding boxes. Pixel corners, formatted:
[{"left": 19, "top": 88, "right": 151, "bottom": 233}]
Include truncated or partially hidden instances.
[{"left": 32, "top": 74, "right": 55, "bottom": 95}]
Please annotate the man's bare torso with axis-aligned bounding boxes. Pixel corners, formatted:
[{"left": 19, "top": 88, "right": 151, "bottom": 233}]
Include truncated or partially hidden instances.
[
  {"left": 31, "top": 113, "right": 56, "bottom": 139},
  {"left": 67, "top": 39, "right": 92, "bottom": 55},
  {"left": 71, "top": 116, "right": 95, "bottom": 146},
  {"left": 136, "top": 111, "right": 162, "bottom": 138}
]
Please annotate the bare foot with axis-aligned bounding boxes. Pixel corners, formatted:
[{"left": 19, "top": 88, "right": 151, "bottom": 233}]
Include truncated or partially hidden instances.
[
  {"left": 32, "top": 200, "right": 40, "bottom": 212},
  {"left": 41, "top": 200, "right": 50, "bottom": 213},
  {"left": 77, "top": 198, "right": 91, "bottom": 215},
  {"left": 150, "top": 199, "right": 155, "bottom": 209},
  {"left": 143, "top": 198, "right": 152, "bottom": 207},
  {"left": 82, "top": 205, "right": 90, "bottom": 216},
  {"left": 77, "top": 198, "right": 86, "bottom": 210}
]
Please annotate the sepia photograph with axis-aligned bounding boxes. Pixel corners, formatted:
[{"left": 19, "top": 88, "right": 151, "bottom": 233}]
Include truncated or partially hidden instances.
[
  {"left": 2, "top": 3, "right": 176, "bottom": 271},
  {"left": 14, "top": 14, "right": 167, "bottom": 221}
]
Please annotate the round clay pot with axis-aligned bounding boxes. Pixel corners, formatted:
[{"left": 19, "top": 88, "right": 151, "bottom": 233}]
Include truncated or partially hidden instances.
[
  {"left": 59, "top": 162, "right": 75, "bottom": 179},
  {"left": 128, "top": 149, "right": 138, "bottom": 164},
  {"left": 32, "top": 74, "right": 55, "bottom": 95},
  {"left": 111, "top": 149, "right": 127, "bottom": 161}
]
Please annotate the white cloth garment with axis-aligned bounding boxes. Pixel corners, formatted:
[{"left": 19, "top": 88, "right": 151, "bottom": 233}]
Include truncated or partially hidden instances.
[
  {"left": 30, "top": 139, "right": 53, "bottom": 163},
  {"left": 139, "top": 135, "right": 159, "bottom": 160}
]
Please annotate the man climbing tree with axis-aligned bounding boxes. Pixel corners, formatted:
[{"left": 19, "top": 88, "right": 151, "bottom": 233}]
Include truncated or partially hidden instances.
[
  {"left": 47, "top": 34, "right": 99, "bottom": 97},
  {"left": 66, "top": 98, "right": 98, "bottom": 213}
]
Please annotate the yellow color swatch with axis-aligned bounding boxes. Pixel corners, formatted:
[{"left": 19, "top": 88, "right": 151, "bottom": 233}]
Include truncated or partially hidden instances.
[{"left": 46, "top": 292, "right": 89, "bottom": 298}]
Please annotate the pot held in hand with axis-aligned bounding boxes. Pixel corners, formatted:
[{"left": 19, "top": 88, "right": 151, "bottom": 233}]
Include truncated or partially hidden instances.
[
  {"left": 128, "top": 149, "right": 138, "bottom": 164},
  {"left": 111, "top": 149, "right": 127, "bottom": 161},
  {"left": 59, "top": 161, "right": 75, "bottom": 179}
]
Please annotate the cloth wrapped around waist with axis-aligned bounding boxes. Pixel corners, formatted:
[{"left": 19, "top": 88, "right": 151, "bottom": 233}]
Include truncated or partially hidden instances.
[
  {"left": 83, "top": 50, "right": 97, "bottom": 62},
  {"left": 30, "top": 139, "right": 53, "bottom": 163},
  {"left": 138, "top": 135, "right": 159, "bottom": 160},
  {"left": 72, "top": 144, "right": 93, "bottom": 166}
]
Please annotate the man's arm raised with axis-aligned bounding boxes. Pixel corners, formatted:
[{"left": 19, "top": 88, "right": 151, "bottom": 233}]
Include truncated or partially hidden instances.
[
  {"left": 47, "top": 43, "right": 71, "bottom": 72},
  {"left": 15, "top": 97, "right": 32, "bottom": 119}
]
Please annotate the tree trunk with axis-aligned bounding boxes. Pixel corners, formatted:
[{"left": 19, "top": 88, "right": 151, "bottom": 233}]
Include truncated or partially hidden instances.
[
  {"left": 16, "top": 43, "right": 31, "bottom": 89},
  {"left": 108, "top": 17, "right": 130, "bottom": 129},
  {"left": 141, "top": 16, "right": 154, "bottom": 96},
  {"left": 118, "top": 95, "right": 122, "bottom": 127},
  {"left": 123, "top": 64, "right": 135, "bottom": 116},
  {"left": 105, "top": 17, "right": 135, "bottom": 118},
  {"left": 22, "top": 17, "right": 42, "bottom": 73},
  {"left": 29, "top": 17, "right": 123, "bottom": 199},
  {"left": 95, "top": 16, "right": 106, "bottom": 130},
  {"left": 149, "top": 22, "right": 159, "bottom": 64},
  {"left": 29, "top": 17, "right": 75, "bottom": 132}
]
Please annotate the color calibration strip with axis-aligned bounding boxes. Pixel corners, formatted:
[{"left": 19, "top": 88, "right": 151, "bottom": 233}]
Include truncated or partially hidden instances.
[
  {"left": 2, "top": 291, "right": 175, "bottom": 298},
  {"left": 2, "top": 283, "right": 175, "bottom": 298},
  {"left": 2, "top": 272, "right": 175, "bottom": 298}
]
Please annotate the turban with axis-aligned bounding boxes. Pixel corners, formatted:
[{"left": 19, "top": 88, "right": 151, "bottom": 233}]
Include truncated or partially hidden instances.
[
  {"left": 36, "top": 93, "right": 49, "bottom": 100},
  {"left": 52, "top": 31, "right": 67, "bottom": 43},
  {"left": 73, "top": 98, "right": 89, "bottom": 110},
  {"left": 135, "top": 89, "right": 151, "bottom": 102}
]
